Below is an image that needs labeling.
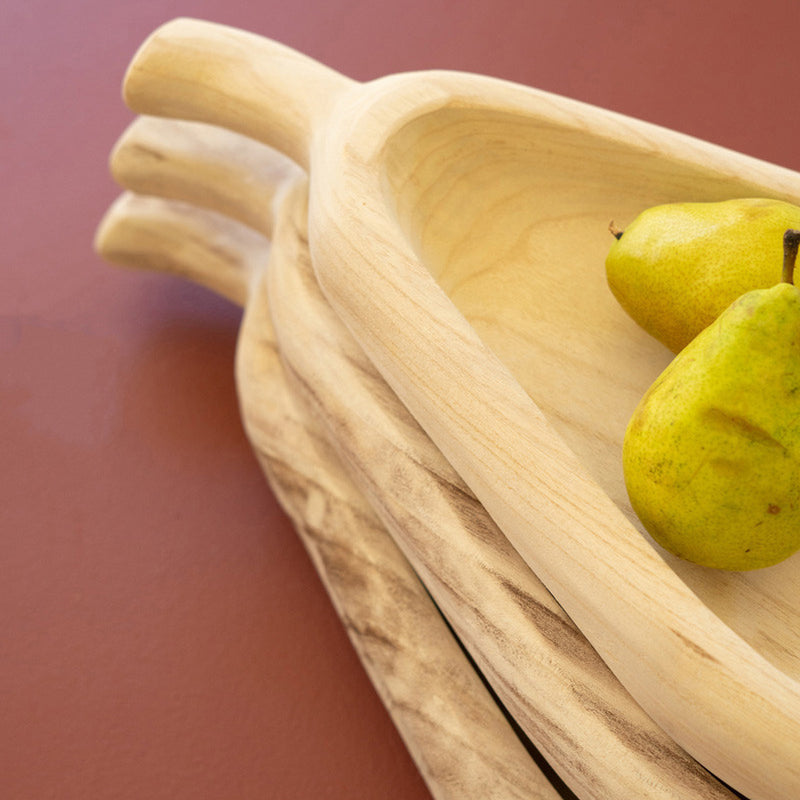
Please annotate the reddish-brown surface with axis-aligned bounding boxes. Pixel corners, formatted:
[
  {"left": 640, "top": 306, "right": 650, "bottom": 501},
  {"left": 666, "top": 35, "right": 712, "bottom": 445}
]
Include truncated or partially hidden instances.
[{"left": 3, "top": 2, "right": 800, "bottom": 798}]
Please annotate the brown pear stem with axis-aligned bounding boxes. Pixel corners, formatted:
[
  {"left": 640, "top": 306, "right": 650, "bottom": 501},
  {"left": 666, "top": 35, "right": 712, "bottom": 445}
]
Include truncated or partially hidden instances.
[
  {"left": 609, "top": 221, "right": 624, "bottom": 240},
  {"left": 782, "top": 229, "right": 800, "bottom": 285}
]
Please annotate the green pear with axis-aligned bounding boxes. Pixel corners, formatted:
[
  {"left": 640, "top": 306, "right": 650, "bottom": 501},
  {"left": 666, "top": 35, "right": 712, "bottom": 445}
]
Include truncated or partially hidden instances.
[
  {"left": 606, "top": 198, "right": 800, "bottom": 352},
  {"left": 623, "top": 230, "right": 800, "bottom": 570}
]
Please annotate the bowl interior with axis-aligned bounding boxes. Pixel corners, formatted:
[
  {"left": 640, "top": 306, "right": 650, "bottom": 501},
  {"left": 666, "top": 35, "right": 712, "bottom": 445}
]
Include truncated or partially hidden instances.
[{"left": 381, "top": 103, "right": 800, "bottom": 680}]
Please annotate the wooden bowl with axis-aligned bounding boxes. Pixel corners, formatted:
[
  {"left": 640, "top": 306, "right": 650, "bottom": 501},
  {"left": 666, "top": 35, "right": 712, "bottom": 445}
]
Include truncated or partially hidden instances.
[
  {"left": 99, "top": 116, "right": 743, "bottom": 800},
  {"left": 313, "top": 77, "right": 800, "bottom": 800},
  {"left": 122, "top": 19, "right": 800, "bottom": 800}
]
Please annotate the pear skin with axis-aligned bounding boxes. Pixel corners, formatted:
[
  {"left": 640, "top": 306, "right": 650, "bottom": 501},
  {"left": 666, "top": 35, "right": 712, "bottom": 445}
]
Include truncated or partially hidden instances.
[
  {"left": 606, "top": 198, "right": 800, "bottom": 353},
  {"left": 623, "top": 236, "right": 800, "bottom": 570}
]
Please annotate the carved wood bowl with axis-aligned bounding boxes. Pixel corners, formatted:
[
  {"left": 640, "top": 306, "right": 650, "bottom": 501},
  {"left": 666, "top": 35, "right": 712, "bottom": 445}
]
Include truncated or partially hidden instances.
[{"left": 113, "top": 18, "right": 800, "bottom": 800}]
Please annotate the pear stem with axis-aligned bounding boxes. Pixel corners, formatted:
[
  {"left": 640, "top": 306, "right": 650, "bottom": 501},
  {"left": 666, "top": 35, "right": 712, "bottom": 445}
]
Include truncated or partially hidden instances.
[
  {"left": 608, "top": 221, "right": 624, "bottom": 240},
  {"left": 783, "top": 229, "right": 800, "bottom": 285}
]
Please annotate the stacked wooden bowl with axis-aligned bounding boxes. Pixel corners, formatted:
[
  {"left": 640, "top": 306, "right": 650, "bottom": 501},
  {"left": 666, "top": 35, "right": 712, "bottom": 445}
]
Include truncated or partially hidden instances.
[{"left": 96, "top": 18, "right": 800, "bottom": 800}]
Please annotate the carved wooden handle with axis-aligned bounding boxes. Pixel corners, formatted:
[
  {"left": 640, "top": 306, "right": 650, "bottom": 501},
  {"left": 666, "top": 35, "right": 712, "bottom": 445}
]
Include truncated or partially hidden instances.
[{"left": 123, "top": 17, "right": 353, "bottom": 170}]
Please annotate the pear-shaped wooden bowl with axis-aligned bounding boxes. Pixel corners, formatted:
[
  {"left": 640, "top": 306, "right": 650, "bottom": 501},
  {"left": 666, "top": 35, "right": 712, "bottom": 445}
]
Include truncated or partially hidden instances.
[
  {"left": 99, "top": 116, "right": 741, "bottom": 800},
  {"left": 122, "top": 19, "right": 800, "bottom": 800}
]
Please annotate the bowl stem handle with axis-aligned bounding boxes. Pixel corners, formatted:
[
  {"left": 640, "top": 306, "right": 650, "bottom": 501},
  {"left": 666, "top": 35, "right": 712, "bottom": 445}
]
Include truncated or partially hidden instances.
[{"left": 122, "top": 17, "right": 354, "bottom": 171}]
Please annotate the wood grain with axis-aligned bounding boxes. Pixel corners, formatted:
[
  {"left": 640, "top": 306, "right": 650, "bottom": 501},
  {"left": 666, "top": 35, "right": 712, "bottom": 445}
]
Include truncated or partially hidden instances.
[
  {"left": 96, "top": 115, "right": 742, "bottom": 799},
  {"left": 312, "top": 85, "right": 800, "bottom": 800},
  {"left": 267, "top": 168, "right": 737, "bottom": 800},
  {"left": 118, "top": 19, "right": 800, "bottom": 799},
  {"left": 95, "top": 127, "right": 560, "bottom": 800}
]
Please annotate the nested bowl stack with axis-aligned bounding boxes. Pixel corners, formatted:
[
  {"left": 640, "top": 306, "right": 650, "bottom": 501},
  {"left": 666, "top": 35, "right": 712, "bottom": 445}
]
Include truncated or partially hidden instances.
[{"left": 96, "top": 18, "right": 800, "bottom": 800}]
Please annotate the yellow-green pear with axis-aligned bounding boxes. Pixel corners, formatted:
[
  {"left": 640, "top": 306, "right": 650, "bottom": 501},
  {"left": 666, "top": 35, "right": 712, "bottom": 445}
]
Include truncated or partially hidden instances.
[
  {"left": 606, "top": 198, "right": 800, "bottom": 352},
  {"left": 623, "top": 230, "right": 800, "bottom": 571}
]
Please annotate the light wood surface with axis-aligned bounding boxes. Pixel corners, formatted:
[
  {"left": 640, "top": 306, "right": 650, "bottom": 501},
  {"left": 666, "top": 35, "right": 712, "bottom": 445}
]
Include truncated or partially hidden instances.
[
  {"left": 114, "top": 18, "right": 800, "bottom": 800},
  {"left": 96, "top": 115, "right": 739, "bottom": 800},
  {"left": 95, "top": 133, "right": 558, "bottom": 800},
  {"left": 266, "top": 155, "right": 738, "bottom": 800}
]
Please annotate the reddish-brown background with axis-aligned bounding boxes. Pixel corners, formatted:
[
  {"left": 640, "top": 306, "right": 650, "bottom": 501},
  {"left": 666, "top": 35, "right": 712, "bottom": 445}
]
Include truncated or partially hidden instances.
[{"left": 3, "top": 2, "right": 800, "bottom": 798}]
